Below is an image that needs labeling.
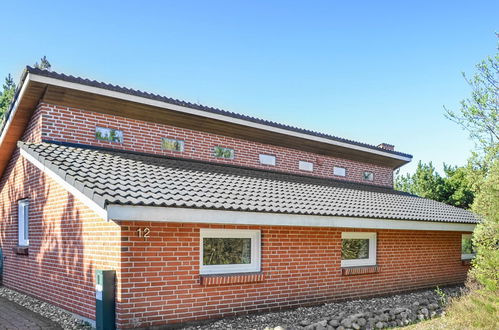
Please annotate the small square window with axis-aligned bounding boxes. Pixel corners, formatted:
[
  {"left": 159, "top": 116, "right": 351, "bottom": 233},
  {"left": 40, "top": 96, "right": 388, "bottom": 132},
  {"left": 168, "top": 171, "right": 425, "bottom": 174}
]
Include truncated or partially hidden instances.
[
  {"left": 299, "top": 161, "right": 314, "bottom": 172},
  {"left": 341, "top": 232, "right": 376, "bottom": 267},
  {"left": 213, "top": 146, "right": 235, "bottom": 159},
  {"left": 18, "top": 199, "right": 29, "bottom": 246},
  {"left": 95, "top": 126, "right": 124, "bottom": 143},
  {"left": 461, "top": 234, "right": 475, "bottom": 260},
  {"left": 363, "top": 171, "right": 374, "bottom": 181},
  {"left": 161, "top": 137, "right": 184, "bottom": 152},
  {"left": 200, "top": 229, "right": 261, "bottom": 274},
  {"left": 259, "top": 154, "right": 276, "bottom": 166},
  {"left": 333, "top": 167, "right": 346, "bottom": 177}
]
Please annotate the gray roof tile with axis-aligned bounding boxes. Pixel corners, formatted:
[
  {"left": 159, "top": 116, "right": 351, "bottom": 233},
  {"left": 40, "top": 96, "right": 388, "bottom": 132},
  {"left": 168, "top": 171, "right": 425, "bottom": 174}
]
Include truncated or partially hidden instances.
[{"left": 19, "top": 142, "right": 478, "bottom": 224}]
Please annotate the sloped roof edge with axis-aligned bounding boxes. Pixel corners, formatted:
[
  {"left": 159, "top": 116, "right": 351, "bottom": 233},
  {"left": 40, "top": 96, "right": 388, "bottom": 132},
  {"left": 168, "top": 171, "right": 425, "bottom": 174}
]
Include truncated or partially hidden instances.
[{"left": 18, "top": 141, "right": 478, "bottom": 225}]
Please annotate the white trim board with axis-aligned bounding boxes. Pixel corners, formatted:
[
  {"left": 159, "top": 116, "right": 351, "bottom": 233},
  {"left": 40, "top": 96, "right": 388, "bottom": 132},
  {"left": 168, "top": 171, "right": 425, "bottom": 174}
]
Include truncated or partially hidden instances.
[
  {"left": 107, "top": 205, "right": 476, "bottom": 232},
  {"left": 27, "top": 73, "right": 411, "bottom": 163},
  {"left": 20, "top": 149, "right": 108, "bottom": 220}
]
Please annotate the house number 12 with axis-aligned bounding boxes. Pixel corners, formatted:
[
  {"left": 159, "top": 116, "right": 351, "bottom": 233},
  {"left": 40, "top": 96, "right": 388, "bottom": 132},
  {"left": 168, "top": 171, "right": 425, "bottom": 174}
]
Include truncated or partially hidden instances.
[{"left": 136, "top": 227, "right": 151, "bottom": 240}]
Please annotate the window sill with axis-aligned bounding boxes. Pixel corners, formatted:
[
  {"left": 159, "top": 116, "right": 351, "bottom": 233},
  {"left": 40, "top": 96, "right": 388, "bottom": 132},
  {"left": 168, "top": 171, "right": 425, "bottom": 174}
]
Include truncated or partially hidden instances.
[
  {"left": 200, "top": 272, "right": 265, "bottom": 286},
  {"left": 13, "top": 246, "right": 29, "bottom": 255},
  {"left": 461, "top": 259, "right": 473, "bottom": 266},
  {"left": 342, "top": 265, "right": 379, "bottom": 276}
]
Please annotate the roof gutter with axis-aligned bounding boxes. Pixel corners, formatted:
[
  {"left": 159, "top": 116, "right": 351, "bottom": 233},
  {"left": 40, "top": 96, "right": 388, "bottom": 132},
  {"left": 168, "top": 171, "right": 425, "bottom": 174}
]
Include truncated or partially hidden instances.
[
  {"left": 27, "top": 73, "right": 412, "bottom": 163},
  {"left": 107, "top": 205, "right": 476, "bottom": 232}
]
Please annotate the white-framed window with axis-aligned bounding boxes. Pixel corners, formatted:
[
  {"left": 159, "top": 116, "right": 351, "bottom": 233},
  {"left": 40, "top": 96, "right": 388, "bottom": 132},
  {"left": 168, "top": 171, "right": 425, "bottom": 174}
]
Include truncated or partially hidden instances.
[
  {"left": 161, "top": 137, "right": 185, "bottom": 152},
  {"left": 200, "top": 229, "right": 261, "bottom": 275},
  {"left": 213, "top": 146, "right": 235, "bottom": 159},
  {"left": 259, "top": 154, "right": 276, "bottom": 166},
  {"left": 18, "top": 199, "right": 29, "bottom": 246},
  {"left": 363, "top": 171, "right": 374, "bottom": 181},
  {"left": 341, "top": 232, "right": 376, "bottom": 267},
  {"left": 299, "top": 161, "right": 314, "bottom": 172},
  {"left": 461, "top": 234, "right": 475, "bottom": 260},
  {"left": 333, "top": 167, "right": 347, "bottom": 177}
]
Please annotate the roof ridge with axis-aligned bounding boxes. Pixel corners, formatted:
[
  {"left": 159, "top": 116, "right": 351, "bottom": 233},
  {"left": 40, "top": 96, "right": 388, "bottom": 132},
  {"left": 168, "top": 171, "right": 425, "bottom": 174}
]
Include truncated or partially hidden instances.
[{"left": 26, "top": 66, "right": 412, "bottom": 158}]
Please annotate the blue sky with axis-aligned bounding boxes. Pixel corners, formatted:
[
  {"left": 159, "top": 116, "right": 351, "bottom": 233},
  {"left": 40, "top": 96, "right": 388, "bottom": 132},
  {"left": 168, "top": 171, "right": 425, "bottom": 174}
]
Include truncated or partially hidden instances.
[{"left": 1, "top": 1, "right": 497, "bottom": 175}]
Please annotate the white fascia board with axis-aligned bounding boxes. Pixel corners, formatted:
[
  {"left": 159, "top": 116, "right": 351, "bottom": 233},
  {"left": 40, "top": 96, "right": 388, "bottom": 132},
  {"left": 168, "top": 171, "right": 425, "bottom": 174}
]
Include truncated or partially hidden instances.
[
  {"left": 0, "top": 73, "right": 31, "bottom": 146},
  {"left": 20, "top": 149, "right": 108, "bottom": 220},
  {"left": 107, "top": 205, "right": 476, "bottom": 232},
  {"left": 28, "top": 74, "right": 412, "bottom": 163}
]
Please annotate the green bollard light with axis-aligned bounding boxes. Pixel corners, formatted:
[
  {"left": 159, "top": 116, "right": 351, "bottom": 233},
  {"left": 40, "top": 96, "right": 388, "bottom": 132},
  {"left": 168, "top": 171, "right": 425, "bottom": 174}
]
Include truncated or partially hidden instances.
[{"left": 95, "top": 270, "right": 116, "bottom": 330}]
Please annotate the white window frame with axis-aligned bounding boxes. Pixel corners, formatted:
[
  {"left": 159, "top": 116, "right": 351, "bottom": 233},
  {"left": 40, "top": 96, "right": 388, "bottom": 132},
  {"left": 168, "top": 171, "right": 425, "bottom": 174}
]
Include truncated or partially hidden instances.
[
  {"left": 200, "top": 229, "right": 261, "bottom": 275},
  {"left": 259, "top": 154, "right": 276, "bottom": 166},
  {"left": 333, "top": 166, "right": 347, "bottom": 177},
  {"left": 461, "top": 234, "right": 475, "bottom": 260},
  {"left": 18, "top": 199, "right": 29, "bottom": 246},
  {"left": 298, "top": 160, "right": 314, "bottom": 172},
  {"left": 363, "top": 171, "right": 374, "bottom": 181},
  {"left": 341, "top": 232, "right": 377, "bottom": 267}
]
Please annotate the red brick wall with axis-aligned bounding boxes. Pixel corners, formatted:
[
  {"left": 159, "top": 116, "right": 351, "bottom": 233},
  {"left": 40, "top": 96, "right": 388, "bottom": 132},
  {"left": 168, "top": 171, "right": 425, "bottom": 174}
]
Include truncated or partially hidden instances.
[
  {"left": 0, "top": 147, "right": 121, "bottom": 322},
  {"left": 37, "top": 103, "right": 394, "bottom": 187},
  {"left": 118, "top": 221, "right": 470, "bottom": 328},
  {"left": 0, "top": 102, "right": 468, "bottom": 329}
]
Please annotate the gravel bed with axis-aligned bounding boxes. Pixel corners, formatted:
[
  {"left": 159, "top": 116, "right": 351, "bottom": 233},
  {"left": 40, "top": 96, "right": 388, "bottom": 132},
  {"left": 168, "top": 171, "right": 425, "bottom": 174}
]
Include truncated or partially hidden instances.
[
  {"left": 182, "top": 285, "right": 465, "bottom": 330},
  {"left": 0, "top": 286, "right": 92, "bottom": 329}
]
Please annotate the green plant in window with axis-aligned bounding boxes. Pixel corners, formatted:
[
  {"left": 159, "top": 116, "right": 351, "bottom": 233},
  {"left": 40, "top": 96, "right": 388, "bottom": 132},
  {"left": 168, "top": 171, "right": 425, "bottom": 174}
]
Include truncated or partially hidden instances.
[
  {"left": 342, "top": 239, "right": 369, "bottom": 260},
  {"left": 462, "top": 237, "right": 475, "bottom": 255},
  {"left": 214, "top": 146, "right": 234, "bottom": 159},
  {"left": 203, "top": 238, "right": 251, "bottom": 265},
  {"left": 162, "top": 138, "right": 184, "bottom": 151}
]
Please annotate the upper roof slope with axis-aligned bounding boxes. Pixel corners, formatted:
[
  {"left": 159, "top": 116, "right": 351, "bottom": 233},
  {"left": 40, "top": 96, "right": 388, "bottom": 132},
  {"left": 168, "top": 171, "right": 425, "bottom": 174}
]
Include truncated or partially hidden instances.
[
  {"left": 22, "top": 66, "right": 412, "bottom": 159},
  {"left": 19, "top": 142, "right": 478, "bottom": 224}
]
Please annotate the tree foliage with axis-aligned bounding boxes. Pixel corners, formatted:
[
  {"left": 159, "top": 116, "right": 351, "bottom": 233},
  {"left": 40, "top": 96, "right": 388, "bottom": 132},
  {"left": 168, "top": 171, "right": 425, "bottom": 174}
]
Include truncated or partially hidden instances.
[
  {"left": 446, "top": 37, "right": 499, "bottom": 293},
  {"left": 0, "top": 56, "right": 52, "bottom": 120},
  {"left": 395, "top": 161, "right": 474, "bottom": 209},
  {"left": 469, "top": 159, "right": 499, "bottom": 292},
  {"left": 34, "top": 56, "right": 51, "bottom": 71},
  {"left": 445, "top": 35, "right": 498, "bottom": 158},
  {"left": 0, "top": 74, "right": 16, "bottom": 118}
]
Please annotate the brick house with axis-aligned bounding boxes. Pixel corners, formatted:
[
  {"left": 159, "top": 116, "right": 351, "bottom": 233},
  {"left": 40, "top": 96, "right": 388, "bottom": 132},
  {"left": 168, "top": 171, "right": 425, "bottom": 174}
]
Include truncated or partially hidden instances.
[{"left": 0, "top": 67, "right": 478, "bottom": 328}]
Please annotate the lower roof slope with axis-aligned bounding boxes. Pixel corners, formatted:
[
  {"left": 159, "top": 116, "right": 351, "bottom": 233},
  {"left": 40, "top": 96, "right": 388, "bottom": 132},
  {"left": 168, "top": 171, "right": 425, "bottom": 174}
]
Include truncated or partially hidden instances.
[{"left": 19, "top": 142, "right": 479, "bottom": 224}]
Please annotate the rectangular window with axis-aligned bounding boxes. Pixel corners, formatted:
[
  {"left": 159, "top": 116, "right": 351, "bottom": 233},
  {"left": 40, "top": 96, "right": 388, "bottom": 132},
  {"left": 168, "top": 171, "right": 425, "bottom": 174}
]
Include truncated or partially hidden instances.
[
  {"left": 333, "top": 167, "right": 346, "bottom": 177},
  {"left": 461, "top": 234, "right": 475, "bottom": 260},
  {"left": 299, "top": 161, "right": 314, "bottom": 172},
  {"left": 18, "top": 199, "right": 29, "bottom": 246},
  {"left": 259, "top": 154, "right": 276, "bottom": 166},
  {"left": 341, "top": 232, "right": 376, "bottom": 267},
  {"left": 95, "top": 126, "right": 124, "bottom": 143},
  {"left": 200, "top": 229, "right": 261, "bottom": 274},
  {"left": 363, "top": 171, "right": 374, "bottom": 181},
  {"left": 161, "top": 137, "right": 185, "bottom": 152},
  {"left": 213, "top": 146, "right": 235, "bottom": 159}
]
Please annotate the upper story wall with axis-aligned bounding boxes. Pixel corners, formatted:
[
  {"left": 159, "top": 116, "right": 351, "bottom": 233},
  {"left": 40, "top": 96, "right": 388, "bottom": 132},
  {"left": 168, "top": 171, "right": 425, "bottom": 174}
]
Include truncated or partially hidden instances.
[{"left": 28, "top": 103, "right": 394, "bottom": 187}]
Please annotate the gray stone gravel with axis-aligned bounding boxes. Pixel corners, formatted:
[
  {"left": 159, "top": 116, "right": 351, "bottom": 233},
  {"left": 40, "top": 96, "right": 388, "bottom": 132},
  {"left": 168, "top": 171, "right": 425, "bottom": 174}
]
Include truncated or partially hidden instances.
[
  {"left": 0, "top": 287, "right": 92, "bottom": 329},
  {"left": 181, "top": 285, "right": 465, "bottom": 330}
]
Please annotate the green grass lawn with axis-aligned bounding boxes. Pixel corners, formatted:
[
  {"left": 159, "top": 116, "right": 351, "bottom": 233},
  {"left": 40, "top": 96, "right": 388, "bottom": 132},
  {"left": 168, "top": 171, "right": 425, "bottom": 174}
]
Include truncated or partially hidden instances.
[{"left": 405, "top": 288, "right": 498, "bottom": 330}]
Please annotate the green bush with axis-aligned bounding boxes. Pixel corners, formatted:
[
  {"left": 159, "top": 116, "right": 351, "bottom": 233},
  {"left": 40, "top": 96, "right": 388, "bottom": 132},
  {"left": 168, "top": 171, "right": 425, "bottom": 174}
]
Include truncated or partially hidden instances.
[{"left": 470, "top": 159, "right": 499, "bottom": 292}]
